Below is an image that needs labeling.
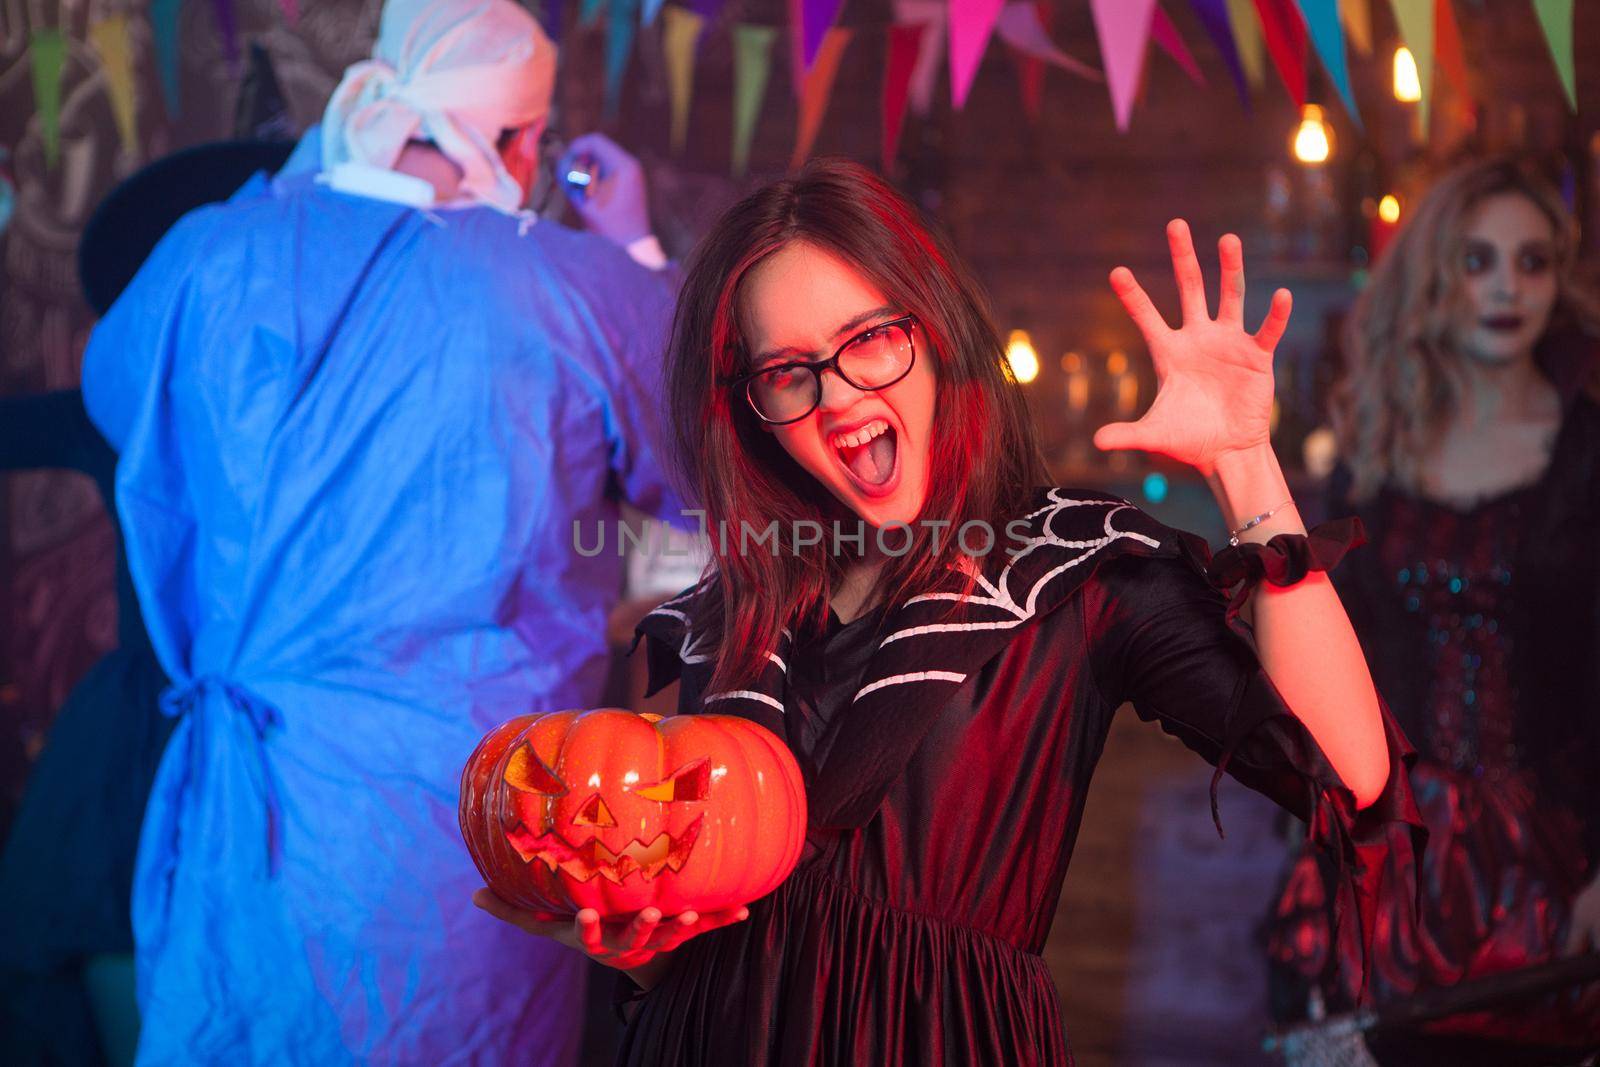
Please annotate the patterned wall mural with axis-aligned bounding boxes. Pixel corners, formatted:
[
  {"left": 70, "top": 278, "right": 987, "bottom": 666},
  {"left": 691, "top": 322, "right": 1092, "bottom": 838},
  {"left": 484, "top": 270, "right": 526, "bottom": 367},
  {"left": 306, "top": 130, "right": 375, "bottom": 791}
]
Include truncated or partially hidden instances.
[{"left": 0, "top": 0, "right": 385, "bottom": 827}]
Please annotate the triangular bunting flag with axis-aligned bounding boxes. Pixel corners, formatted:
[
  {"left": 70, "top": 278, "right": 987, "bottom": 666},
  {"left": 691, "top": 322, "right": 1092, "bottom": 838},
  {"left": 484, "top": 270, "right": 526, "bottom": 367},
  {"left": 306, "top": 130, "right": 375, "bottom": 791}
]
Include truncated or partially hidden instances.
[
  {"left": 791, "top": 27, "right": 852, "bottom": 168},
  {"left": 30, "top": 28, "right": 66, "bottom": 169},
  {"left": 89, "top": 16, "right": 140, "bottom": 155},
  {"left": 643, "top": 0, "right": 667, "bottom": 23},
  {"left": 1339, "top": 0, "right": 1372, "bottom": 55},
  {"left": 883, "top": 22, "right": 925, "bottom": 168},
  {"left": 801, "top": 0, "right": 845, "bottom": 68},
  {"left": 1389, "top": 0, "right": 1435, "bottom": 128},
  {"left": 1297, "top": 1, "right": 1360, "bottom": 124},
  {"left": 541, "top": 0, "right": 567, "bottom": 46},
  {"left": 1530, "top": 0, "right": 1576, "bottom": 110},
  {"left": 1434, "top": 0, "right": 1470, "bottom": 104},
  {"left": 663, "top": 5, "right": 705, "bottom": 153},
  {"left": 277, "top": 0, "right": 300, "bottom": 25},
  {"left": 1090, "top": 0, "right": 1158, "bottom": 130},
  {"left": 996, "top": 2, "right": 1100, "bottom": 81},
  {"left": 1225, "top": 0, "right": 1267, "bottom": 88},
  {"left": 1152, "top": 4, "right": 1206, "bottom": 86},
  {"left": 949, "top": 0, "right": 1006, "bottom": 109},
  {"left": 1189, "top": 0, "right": 1250, "bottom": 104},
  {"left": 1252, "top": 0, "right": 1308, "bottom": 107},
  {"left": 732, "top": 23, "right": 778, "bottom": 177},
  {"left": 603, "top": 0, "right": 641, "bottom": 118},
  {"left": 152, "top": 0, "right": 183, "bottom": 116},
  {"left": 896, "top": 0, "right": 947, "bottom": 116},
  {"left": 581, "top": 0, "right": 606, "bottom": 27},
  {"left": 210, "top": 0, "right": 241, "bottom": 69}
]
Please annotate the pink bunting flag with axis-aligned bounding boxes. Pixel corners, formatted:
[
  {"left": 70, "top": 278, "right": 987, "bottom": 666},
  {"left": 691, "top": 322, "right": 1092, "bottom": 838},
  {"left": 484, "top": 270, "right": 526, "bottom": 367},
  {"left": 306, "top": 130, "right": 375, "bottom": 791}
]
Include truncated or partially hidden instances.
[
  {"left": 1089, "top": 0, "right": 1158, "bottom": 130},
  {"left": 277, "top": 0, "right": 300, "bottom": 24},
  {"left": 895, "top": 0, "right": 947, "bottom": 117},
  {"left": 1151, "top": 4, "right": 1206, "bottom": 86},
  {"left": 948, "top": 0, "right": 1006, "bottom": 108},
  {"left": 882, "top": 23, "right": 925, "bottom": 169},
  {"left": 995, "top": 2, "right": 1101, "bottom": 82},
  {"left": 1252, "top": 0, "right": 1308, "bottom": 107}
]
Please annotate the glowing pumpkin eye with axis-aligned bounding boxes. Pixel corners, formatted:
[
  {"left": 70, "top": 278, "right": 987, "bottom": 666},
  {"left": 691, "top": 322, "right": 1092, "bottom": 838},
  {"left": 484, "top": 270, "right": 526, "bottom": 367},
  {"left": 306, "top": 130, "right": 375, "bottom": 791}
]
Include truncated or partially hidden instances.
[
  {"left": 635, "top": 760, "right": 711, "bottom": 803},
  {"left": 504, "top": 743, "right": 568, "bottom": 795}
]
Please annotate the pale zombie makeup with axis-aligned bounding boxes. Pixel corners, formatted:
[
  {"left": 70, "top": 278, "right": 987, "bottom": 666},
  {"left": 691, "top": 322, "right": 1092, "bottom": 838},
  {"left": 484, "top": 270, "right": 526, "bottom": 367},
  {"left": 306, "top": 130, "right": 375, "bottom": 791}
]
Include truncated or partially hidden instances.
[
  {"left": 738, "top": 241, "right": 936, "bottom": 530},
  {"left": 1451, "top": 192, "right": 1559, "bottom": 366}
]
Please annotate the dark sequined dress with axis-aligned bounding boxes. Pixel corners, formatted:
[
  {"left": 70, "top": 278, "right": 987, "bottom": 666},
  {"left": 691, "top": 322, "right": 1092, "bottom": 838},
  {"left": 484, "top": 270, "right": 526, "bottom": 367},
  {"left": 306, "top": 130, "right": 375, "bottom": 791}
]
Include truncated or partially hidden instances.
[{"left": 1269, "top": 394, "right": 1600, "bottom": 1051}]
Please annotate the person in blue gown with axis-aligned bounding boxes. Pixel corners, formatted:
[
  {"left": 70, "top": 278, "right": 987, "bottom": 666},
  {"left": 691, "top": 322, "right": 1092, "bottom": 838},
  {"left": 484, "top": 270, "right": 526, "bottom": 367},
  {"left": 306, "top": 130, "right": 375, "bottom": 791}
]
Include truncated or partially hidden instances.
[
  {"left": 79, "top": 1, "right": 685, "bottom": 1061},
  {"left": 1, "top": 141, "right": 294, "bottom": 1067}
]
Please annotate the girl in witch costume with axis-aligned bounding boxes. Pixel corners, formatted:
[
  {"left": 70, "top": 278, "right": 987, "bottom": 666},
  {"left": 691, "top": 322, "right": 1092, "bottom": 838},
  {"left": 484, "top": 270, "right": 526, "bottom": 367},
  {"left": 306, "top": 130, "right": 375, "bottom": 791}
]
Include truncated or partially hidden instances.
[
  {"left": 1267, "top": 158, "right": 1600, "bottom": 1061},
  {"left": 474, "top": 160, "right": 1423, "bottom": 1065}
]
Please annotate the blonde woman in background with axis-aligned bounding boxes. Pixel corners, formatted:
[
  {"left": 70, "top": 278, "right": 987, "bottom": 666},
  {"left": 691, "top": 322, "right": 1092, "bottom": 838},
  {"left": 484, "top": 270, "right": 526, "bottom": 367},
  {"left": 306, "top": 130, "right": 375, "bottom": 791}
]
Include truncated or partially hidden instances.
[{"left": 1269, "top": 156, "right": 1600, "bottom": 1065}]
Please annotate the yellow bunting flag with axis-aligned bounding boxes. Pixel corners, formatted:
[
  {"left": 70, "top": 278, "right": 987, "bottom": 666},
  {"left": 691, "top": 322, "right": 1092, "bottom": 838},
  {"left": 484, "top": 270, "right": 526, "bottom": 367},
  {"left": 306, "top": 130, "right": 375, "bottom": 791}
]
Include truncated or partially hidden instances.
[
  {"left": 1224, "top": 0, "right": 1266, "bottom": 88},
  {"left": 790, "top": 27, "right": 852, "bottom": 169},
  {"left": 1339, "top": 0, "right": 1372, "bottom": 55},
  {"left": 90, "top": 16, "right": 140, "bottom": 155},
  {"left": 1389, "top": 0, "right": 1435, "bottom": 130},
  {"left": 663, "top": 5, "right": 706, "bottom": 154}
]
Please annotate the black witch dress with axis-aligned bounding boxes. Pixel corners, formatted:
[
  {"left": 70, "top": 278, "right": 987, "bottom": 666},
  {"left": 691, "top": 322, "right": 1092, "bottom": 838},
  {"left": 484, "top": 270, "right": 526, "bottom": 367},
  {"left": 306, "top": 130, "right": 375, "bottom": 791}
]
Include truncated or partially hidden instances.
[
  {"left": 624, "top": 489, "right": 1423, "bottom": 1065},
  {"left": 1268, "top": 391, "right": 1600, "bottom": 1055}
]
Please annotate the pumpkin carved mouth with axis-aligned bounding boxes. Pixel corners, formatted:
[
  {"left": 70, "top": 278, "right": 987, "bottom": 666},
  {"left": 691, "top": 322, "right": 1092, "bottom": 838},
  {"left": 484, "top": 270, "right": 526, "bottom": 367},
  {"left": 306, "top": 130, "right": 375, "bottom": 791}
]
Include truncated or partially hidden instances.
[{"left": 504, "top": 817, "right": 705, "bottom": 884}]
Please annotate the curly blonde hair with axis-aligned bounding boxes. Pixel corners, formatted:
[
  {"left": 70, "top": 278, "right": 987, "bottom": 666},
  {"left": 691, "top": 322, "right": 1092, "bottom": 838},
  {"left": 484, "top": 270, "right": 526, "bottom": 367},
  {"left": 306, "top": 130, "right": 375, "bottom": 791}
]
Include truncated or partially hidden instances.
[{"left": 1330, "top": 157, "right": 1600, "bottom": 502}]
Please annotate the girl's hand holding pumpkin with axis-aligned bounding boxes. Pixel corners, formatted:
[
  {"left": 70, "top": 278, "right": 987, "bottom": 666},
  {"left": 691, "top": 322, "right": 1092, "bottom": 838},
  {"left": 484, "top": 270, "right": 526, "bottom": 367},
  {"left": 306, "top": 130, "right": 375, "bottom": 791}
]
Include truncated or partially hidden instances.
[{"left": 472, "top": 888, "right": 749, "bottom": 971}]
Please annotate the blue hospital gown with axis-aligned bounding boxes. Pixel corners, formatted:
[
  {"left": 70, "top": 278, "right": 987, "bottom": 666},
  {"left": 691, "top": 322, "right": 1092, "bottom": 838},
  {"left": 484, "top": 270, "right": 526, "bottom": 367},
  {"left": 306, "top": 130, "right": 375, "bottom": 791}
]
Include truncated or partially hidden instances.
[{"left": 81, "top": 168, "right": 686, "bottom": 1065}]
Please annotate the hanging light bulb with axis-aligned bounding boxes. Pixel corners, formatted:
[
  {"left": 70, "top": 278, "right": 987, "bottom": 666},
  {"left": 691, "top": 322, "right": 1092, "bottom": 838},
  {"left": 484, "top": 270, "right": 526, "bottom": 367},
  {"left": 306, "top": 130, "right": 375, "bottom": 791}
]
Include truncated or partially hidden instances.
[
  {"left": 1005, "top": 329, "right": 1040, "bottom": 384},
  {"left": 1291, "top": 104, "right": 1333, "bottom": 165},
  {"left": 1393, "top": 46, "right": 1421, "bottom": 102},
  {"left": 1378, "top": 194, "right": 1401, "bottom": 224}
]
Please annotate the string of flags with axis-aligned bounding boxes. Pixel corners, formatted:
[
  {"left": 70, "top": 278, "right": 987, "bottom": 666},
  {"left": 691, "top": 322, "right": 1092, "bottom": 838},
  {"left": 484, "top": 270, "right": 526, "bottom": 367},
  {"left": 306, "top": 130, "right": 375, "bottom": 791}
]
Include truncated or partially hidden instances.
[{"left": 19, "top": 0, "right": 1586, "bottom": 177}]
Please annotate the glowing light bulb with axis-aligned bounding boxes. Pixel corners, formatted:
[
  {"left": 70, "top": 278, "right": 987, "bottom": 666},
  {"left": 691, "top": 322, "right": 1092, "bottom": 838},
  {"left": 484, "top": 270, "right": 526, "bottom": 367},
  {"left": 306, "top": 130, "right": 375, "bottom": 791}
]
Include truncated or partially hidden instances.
[
  {"left": 1005, "top": 329, "right": 1039, "bottom": 384},
  {"left": 1393, "top": 46, "right": 1421, "bottom": 102},
  {"left": 1378, "top": 194, "right": 1401, "bottom": 224},
  {"left": 1292, "top": 104, "right": 1332, "bottom": 165}
]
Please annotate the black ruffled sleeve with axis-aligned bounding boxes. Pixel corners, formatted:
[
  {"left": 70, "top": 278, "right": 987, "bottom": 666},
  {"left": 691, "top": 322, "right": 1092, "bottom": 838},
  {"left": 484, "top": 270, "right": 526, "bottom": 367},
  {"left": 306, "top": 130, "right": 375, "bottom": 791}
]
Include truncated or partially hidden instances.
[{"left": 1083, "top": 522, "right": 1425, "bottom": 1007}]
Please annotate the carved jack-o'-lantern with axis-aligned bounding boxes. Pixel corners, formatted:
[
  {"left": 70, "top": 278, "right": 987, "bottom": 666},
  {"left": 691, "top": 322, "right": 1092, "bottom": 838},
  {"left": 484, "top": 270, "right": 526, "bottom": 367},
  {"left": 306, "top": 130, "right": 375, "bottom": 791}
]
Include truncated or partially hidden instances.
[{"left": 460, "top": 709, "right": 806, "bottom": 918}]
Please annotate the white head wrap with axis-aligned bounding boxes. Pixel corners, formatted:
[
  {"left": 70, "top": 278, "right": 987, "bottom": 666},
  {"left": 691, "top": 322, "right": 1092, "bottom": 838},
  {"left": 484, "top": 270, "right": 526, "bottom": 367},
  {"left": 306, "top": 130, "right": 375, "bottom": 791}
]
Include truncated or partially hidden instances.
[{"left": 321, "top": 0, "right": 556, "bottom": 213}]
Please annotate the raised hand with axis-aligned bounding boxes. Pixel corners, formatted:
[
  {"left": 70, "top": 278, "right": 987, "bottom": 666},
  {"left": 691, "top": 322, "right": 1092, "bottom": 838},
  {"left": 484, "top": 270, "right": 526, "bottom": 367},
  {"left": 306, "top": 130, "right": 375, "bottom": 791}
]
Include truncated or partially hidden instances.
[
  {"left": 1092, "top": 220, "right": 1292, "bottom": 477},
  {"left": 557, "top": 132, "right": 652, "bottom": 248},
  {"left": 471, "top": 888, "right": 748, "bottom": 971}
]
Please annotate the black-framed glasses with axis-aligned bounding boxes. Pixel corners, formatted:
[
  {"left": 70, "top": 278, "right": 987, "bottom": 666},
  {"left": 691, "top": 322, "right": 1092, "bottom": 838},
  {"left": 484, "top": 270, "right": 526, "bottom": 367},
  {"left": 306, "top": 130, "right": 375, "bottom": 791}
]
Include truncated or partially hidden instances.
[{"left": 726, "top": 315, "right": 918, "bottom": 425}]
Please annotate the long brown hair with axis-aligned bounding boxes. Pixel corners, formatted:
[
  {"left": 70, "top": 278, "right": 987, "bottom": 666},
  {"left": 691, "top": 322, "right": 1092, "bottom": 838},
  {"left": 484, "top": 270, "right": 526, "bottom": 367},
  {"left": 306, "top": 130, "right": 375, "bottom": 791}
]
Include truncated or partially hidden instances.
[
  {"left": 664, "top": 158, "right": 1048, "bottom": 693},
  {"left": 1331, "top": 156, "right": 1600, "bottom": 502}
]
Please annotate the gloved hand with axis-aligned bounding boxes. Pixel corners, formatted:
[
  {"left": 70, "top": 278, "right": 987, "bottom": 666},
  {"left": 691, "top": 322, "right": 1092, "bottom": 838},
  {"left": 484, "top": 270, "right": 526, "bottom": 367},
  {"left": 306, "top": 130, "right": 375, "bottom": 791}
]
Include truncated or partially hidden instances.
[{"left": 558, "top": 132, "right": 652, "bottom": 247}]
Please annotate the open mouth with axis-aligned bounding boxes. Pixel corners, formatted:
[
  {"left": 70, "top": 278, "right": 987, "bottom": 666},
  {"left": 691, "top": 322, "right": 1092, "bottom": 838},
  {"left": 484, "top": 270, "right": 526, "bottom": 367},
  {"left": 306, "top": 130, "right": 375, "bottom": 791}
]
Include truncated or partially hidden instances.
[
  {"left": 1482, "top": 315, "right": 1525, "bottom": 332},
  {"left": 830, "top": 418, "right": 900, "bottom": 497},
  {"left": 504, "top": 816, "right": 704, "bottom": 884}
]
